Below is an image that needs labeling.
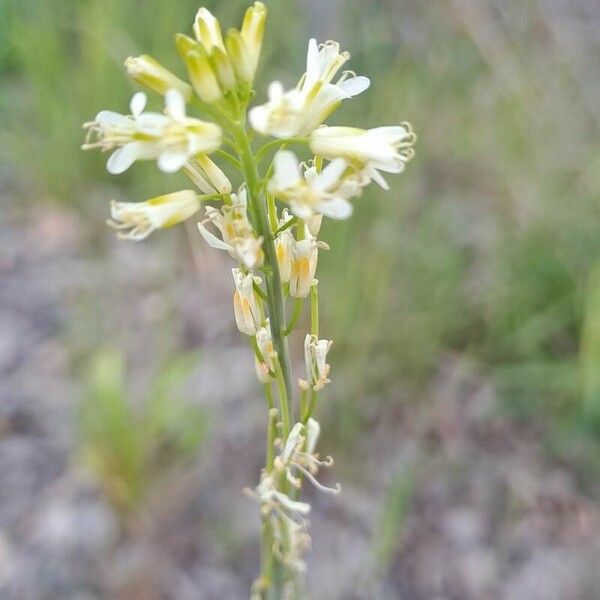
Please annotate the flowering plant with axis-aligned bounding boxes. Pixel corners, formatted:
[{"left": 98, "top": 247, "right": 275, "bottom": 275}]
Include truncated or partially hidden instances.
[{"left": 83, "top": 3, "right": 415, "bottom": 597}]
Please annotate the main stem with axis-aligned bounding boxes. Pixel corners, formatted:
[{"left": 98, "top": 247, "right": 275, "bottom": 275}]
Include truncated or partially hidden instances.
[
  {"left": 233, "top": 119, "right": 293, "bottom": 599},
  {"left": 233, "top": 121, "right": 294, "bottom": 409}
]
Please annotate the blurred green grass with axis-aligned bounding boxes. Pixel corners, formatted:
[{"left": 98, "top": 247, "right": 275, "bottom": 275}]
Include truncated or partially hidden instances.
[
  {"left": 82, "top": 350, "right": 208, "bottom": 514},
  {"left": 2, "top": 0, "right": 599, "bottom": 480}
]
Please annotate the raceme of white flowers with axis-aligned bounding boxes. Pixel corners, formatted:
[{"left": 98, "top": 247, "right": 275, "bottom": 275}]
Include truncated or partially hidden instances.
[{"left": 82, "top": 3, "right": 415, "bottom": 596}]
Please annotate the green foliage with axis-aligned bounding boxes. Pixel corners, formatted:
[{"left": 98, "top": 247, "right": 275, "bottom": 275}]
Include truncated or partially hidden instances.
[
  {"left": 80, "top": 350, "right": 207, "bottom": 513},
  {"left": 581, "top": 265, "right": 600, "bottom": 430},
  {"left": 372, "top": 469, "right": 414, "bottom": 574}
]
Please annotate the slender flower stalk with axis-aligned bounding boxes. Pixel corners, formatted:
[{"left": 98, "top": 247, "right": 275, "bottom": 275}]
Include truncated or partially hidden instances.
[{"left": 82, "top": 4, "right": 415, "bottom": 598}]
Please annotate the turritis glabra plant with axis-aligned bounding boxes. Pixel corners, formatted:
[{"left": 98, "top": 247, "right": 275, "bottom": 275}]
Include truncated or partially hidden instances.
[{"left": 82, "top": 3, "right": 415, "bottom": 598}]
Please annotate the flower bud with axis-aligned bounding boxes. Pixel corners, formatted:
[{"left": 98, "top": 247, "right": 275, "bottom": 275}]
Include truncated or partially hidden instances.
[
  {"left": 210, "top": 46, "right": 237, "bottom": 92},
  {"left": 193, "top": 7, "right": 226, "bottom": 53},
  {"left": 187, "top": 51, "right": 223, "bottom": 104},
  {"left": 240, "top": 2, "right": 267, "bottom": 78},
  {"left": 225, "top": 28, "right": 254, "bottom": 84},
  {"left": 124, "top": 55, "right": 192, "bottom": 101},
  {"left": 184, "top": 154, "right": 231, "bottom": 195}
]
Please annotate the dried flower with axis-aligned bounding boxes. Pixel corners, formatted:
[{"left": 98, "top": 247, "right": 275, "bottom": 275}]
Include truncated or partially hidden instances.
[{"left": 299, "top": 335, "right": 332, "bottom": 392}]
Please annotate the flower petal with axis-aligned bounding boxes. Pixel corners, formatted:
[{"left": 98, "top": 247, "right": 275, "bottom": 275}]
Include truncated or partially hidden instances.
[
  {"left": 106, "top": 143, "right": 143, "bottom": 174},
  {"left": 165, "top": 89, "right": 186, "bottom": 120},
  {"left": 198, "top": 221, "right": 232, "bottom": 251},
  {"left": 319, "top": 197, "right": 353, "bottom": 219},
  {"left": 157, "top": 151, "right": 190, "bottom": 173},
  {"left": 272, "top": 150, "right": 301, "bottom": 189},
  {"left": 366, "top": 166, "right": 390, "bottom": 189},
  {"left": 95, "top": 110, "right": 129, "bottom": 126},
  {"left": 314, "top": 158, "right": 347, "bottom": 191},
  {"left": 130, "top": 92, "right": 147, "bottom": 117}
]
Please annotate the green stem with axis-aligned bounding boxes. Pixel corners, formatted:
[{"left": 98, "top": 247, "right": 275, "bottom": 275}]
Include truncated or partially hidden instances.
[
  {"left": 284, "top": 298, "right": 303, "bottom": 336},
  {"left": 310, "top": 284, "right": 319, "bottom": 337},
  {"left": 233, "top": 122, "right": 294, "bottom": 409},
  {"left": 273, "top": 357, "right": 291, "bottom": 438},
  {"left": 302, "top": 391, "right": 318, "bottom": 424}
]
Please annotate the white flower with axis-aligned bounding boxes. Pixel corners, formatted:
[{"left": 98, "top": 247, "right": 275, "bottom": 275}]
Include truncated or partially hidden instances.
[
  {"left": 83, "top": 90, "right": 222, "bottom": 174},
  {"left": 124, "top": 55, "right": 192, "bottom": 100},
  {"left": 269, "top": 150, "right": 353, "bottom": 220},
  {"left": 232, "top": 268, "right": 262, "bottom": 336},
  {"left": 198, "top": 188, "right": 264, "bottom": 269},
  {"left": 299, "top": 334, "right": 332, "bottom": 392},
  {"left": 249, "top": 38, "right": 370, "bottom": 138},
  {"left": 254, "top": 322, "right": 276, "bottom": 383},
  {"left": 184, "top": 153, "right": 231, "bottom": 195},
  {"left": 309, "top": 124, "right": 416, "bottom": 189},
  {"left": 107, "top": 190, "right": 200, "bottom": 241}
]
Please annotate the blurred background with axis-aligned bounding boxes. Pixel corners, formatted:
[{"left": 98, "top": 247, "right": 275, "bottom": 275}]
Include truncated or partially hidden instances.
[{"left": 1, "top": 0, "right": 599, "bottom": 598}]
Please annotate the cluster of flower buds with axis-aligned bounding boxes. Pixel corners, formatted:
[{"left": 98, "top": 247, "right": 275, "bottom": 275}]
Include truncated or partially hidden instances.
[{"left": 176, "top": 2, "right": 266, "bottom": 105}]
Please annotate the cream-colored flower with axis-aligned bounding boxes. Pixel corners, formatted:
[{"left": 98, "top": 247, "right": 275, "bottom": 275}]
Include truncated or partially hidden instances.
[
  {"left": 107, "top": 190, "right": 199, "bottom": 241},
  {"left": 83, "top": 90, "right": 222, "bottom": 174},
  {"left": 198, "top": 188, "right": 264, "bottom": 269},
  {"left": 299, "top": 334, "right": 332, "bottom": 392},
  {"left": 309, "top": 124, "right": 416, "bottom": 189},
  {"left": 275, "top": 211, "right": 295, "bottom": 283},
  {"left": 124, "top": 55, "right": 192, "bottom": 100},
  {"left": 232, "top": 268, "right": 262, "bottom": 336},
  {"left": 184, "top": 153, "right": 232, "bottom": 195},
  {"left": 254, "top": 321, "right": 276, "bottom": 383},
  {"left": 249, "top": 38, "right": 369, "bottom": 138},
  {"left": 289, "top": 233, "right": 329, "bottom": 298},
  {"left": 269, "top": 150, "right": 353, "bottom": 220}
]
